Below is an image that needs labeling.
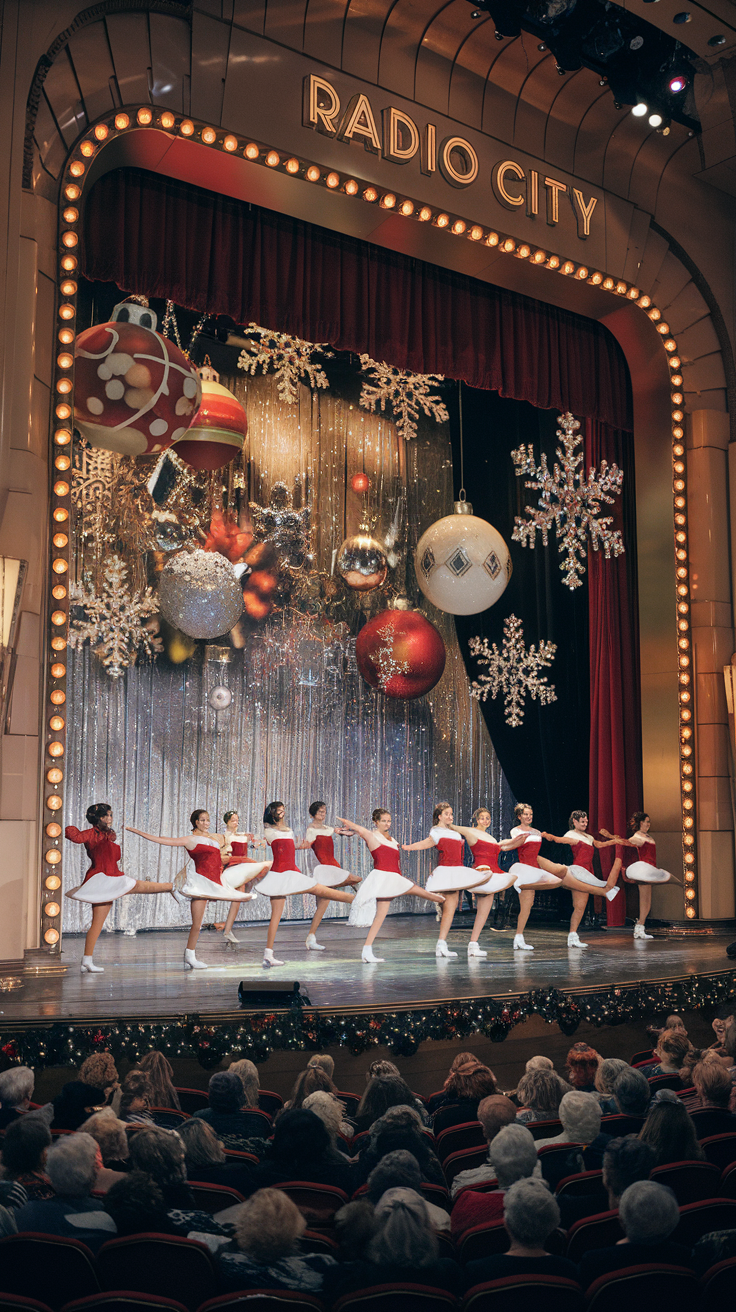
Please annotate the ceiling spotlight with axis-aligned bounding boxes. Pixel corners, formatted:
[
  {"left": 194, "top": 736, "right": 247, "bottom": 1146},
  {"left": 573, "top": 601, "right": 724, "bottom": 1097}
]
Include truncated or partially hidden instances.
[
  {"left": 538, "top": 43, "right": 546, "bottom": 50},
  {"left": 708, "top": 34, "right": 726, "bottom": 46},
  {"left": 648, "top": 111, "right": 663, "bottom": 127},
  {"left": 599, "top": 78, "right": 607, "bottom": 86},
  {"left": 630, "top": 35, "right": 644, "bottom": 49},
  {"left": 669, "top": 73, "right": 687, "bottom": 93},
  {"left": 632, "top": 102, "right": 648, "bottom": 117},
  {"left": 495, "top": 29, "right": 505, "bottom": 39},
  {"left": 673, "top": 11, "right": 691, "bottom": 22},
  {"left": 471, "top": 9, "right": 482, "bottom": 16}
]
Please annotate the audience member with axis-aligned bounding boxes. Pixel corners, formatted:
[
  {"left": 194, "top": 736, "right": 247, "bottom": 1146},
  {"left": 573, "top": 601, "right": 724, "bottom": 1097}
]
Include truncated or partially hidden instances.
[
  {"left": 302, "top": 1089, "right": 353, "bottom": 1144},
  {"left": 688, "top": 1058, "right": 736, "bottom": 1132},
  {"left": 611, "top": 1067, "right": 650, "bottom": 1123},
  {"left": 638, "top": 1098, "right": 705, "bottom": 1164},
  {"left": 557, "top": 1134, "right": 656, "bottom": 1228},
  {"left": 218, "top": 1188, "right": 337, "bottom": 1291},
  {"left": 355, "top": 1107, "right": 444, "bottom": 1187},
  {"left": 332, "top": 1198, "right": 377, "bottom": 1262},
  {"left": 252, "top": 1108, "right": 353, "bottom": 1194},
  {"left": 79, "top": 1108, "right": 129, "bottom": 1190},
  {"left": 136, "top": 1051, "right": 181, "bottom": 1111},
  {"left": 366, "top": 1149, "right": 449, "bottom": 1231},
  {"left": 354, "top": 1075, "right": 430, "bottom": 1133},
  {"left": 535, "top": 1091, "right": 610, "bottom": 1188},
  {"left": 308, "top": 1053, "right": 336, "bottom": 1080},
  {"left": 431, "top": 1061, "right": 498, "bottom": 1134},
  {"left": 0, "top": 1067, "right": 37, "bottom": 1130},
  {"left": 427, "top": 1052, "right": 480, "bottom": 1113},
  {"left": 594, "top": 1058, "right": 629, "bottom": 1114},
  {"left": 691, "top": 1227, "right": 736, "bottom": 1276},
  {"left": 228, "top": 1058, "right": 260, "bottom": 1109},
  {"left": 103, "top": 1170, "right": 177, "bottom": 1236},
  {"left": 640, "top": 1030, "right": 691, "bottom": 1081},
  {"left": 127, "top": 1126, "right": 227, "bottom": 1236},
  {"left": 450, "top": 1095, "right": 517, "bottom": 1197},
  {"left": 192, "top": 1071, "right": 269, "bottom": 1145},
  {"left": 565, "top": 1043, "right": 602, "bottom": 1093},
  {"left": 52, "top": 1080, "right": 107, "bottom": 1131},
  {"left": 323, "top": 1188, "right": 462, "bottom": 1301},
  {"left": 464, "top": 1177, "right": 579, "bottom": 1285},
  {"left": 578, "top": 1180, "right": 693, "bottom": 1287},
  {"left": 451, "top": 1123, "right": 539, "bottom": 1243},
  {"left": 79, "top": 1053, "right": 119, "bottom": 1107},
  {"left": 177, "top": 1117, "right": 254, "bottom": 1194},
  {"left": 515, "top": 1070, "right": 569, "bottom": 1124},
  {"left": 118, "top": 1071, "right": 155, "bottom": 1125},
  {"left": 709, "top": 1005, "right": 734, "bottom": 1056},
  {"left": 285, "top": 1063, "right": 340, "bottom": 1113},
  {"left": 525, "top": 1055, "right": 555, "bottom": 1073},
  {"left": 0, "top": 1115, "right": 54, "bottom": 1203},
  {"left": 13, "top": 1133, "right": 116, "bottom": 1250}
]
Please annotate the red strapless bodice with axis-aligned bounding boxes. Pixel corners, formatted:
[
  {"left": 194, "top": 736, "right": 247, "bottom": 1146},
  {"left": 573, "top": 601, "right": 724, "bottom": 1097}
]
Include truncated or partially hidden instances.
[
  {"left": 228, "top": 839, "right": 256, "bottom": 864},
  {"left": 472, "top": 837, "right": 502, "bottom": 873},
  {"left": 371, "top": 842, "right": 402, "bottom": 874},
  {"left": 512, "top": 830, "right": 542, "bottom": 866},
  {"left": 571, "top": 839, "right": 594, "bottom": 872},
  {"left": 189, "top": 842, "right": 224, "bottom": 885},
  {"left": 268, "top": 834, "right": 297, "bottom": 873},
  {"left": 638, "top": 840, "right": 656, "bottom": 864},
  {"left": 435, "top": 834, "right": 465, "bottom": 866},
  {"left": 66, "top": 827, "right": 124, "bottom": 881},
  {"left": 312, "top": 834, "right": 339, "bottom": 866}
]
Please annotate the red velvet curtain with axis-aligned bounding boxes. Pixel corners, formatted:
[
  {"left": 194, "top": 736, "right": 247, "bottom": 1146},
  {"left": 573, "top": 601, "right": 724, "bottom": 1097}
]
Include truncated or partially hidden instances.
[{"left": 81, "top": 167, "right": 640, "bottom": 866}]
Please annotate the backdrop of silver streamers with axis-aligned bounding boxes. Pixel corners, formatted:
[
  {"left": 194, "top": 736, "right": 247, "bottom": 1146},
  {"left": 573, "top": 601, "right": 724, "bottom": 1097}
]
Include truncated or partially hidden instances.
[{"left": 63, "top": 372, "right": 515, "bottom": 934}]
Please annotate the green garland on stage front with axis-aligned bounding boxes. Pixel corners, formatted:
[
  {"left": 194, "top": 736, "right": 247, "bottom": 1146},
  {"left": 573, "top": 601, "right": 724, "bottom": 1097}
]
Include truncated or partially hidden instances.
[{"left": 2, "top": 972, "right": 734, "bottom": 1071}]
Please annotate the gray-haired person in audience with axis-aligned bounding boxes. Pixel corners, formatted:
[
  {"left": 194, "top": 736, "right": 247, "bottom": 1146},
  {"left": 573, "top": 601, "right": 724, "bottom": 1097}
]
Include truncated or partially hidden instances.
[
  {"left": 556, "top": 1133, "right": 657, "bottom": 1228},
  {"left": 366, "top": 1149, "right": 450, "bottom": 1231},
  {"left": 323, "top": 1188, "right": 462, "bottom": 1302},
  {"left": 463, "top": 1176, "right": 579, "bottom": 1286},
  {"left": 611, "top": 1066, "right": 651, "bottom": 1121},
  {"left": 449, "top": 1094, "right": 517, "bottom": 1197},
  {"left": 534, "top": 1090, "right": 603, "bottom": 1147},
  {"left": 451, "top": 1122, "right": 540, "bottom": 1242},
  {"left": 515, "top": 1069, "right": 571, "bottom": 1124},
  {"left": 0, "top": 1067, "right": 48, "bottom": 1130},
  {"left": 13, "top": 1133, "right": 116, "bottom": 1250},
  {"left": 578, "top": 1179, "right": 693, "bottom": 1287},
  {"left": 594, "top": 1058, "right": 629, "bottom": 1114}
]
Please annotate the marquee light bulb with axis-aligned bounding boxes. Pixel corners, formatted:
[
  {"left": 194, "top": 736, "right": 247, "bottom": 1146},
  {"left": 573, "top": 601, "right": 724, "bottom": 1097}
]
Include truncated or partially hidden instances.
[{"left": 632, "top": 102, "right": 647, "bottom": 117}]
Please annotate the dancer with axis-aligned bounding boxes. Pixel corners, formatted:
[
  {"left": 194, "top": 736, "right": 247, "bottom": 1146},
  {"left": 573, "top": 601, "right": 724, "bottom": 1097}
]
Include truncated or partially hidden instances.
[
  {"left": 126, "top": 810, "right": 261, "bottom": 970},
  {"left": 218, "top": 811, "right": 272, "bottom": 947},
  {"left": 66, "top": 804, "right": 176, "bottom": 974},
  {"left": 402, "top": 803, "right": 500, "bottom": 958},
  {"left": 541, "top": 811, "right": 621, "bottom": 948},
  {"left": 600, "top": 812, "right": 678, "bottom": 940},
  {"left": 336, "top": 809, "right": 445, "bottom": 963},
  {"left": 302, "top": 801, "right": 361, "bottom": 952},
  {"left": 447, "top": 808, "right": 521, "bottom": 957},
  {"left": 258, "top": 801, "right": 355, "bottom": 968}
]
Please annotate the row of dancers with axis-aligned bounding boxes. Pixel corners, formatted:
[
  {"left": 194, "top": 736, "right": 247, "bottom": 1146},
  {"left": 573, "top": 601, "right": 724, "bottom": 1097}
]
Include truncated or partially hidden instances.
[{"left": 65, "top": 800, "right": 674, "bottom": 971}]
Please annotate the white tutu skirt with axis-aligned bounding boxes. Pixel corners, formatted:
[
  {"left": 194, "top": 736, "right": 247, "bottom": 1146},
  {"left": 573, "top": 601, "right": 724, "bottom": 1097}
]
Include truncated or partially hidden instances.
[
  {"left": 508, "top": 862, "right": 562, "bottom": 890},
  {"left": 566, "top": 864, "right": 607, "bottom": 889},
  {"left": 427, "top": 865, "right": 489, "bottom": 893},
  {"left": 626, "top": 860, "right": 671, "bottom": 884},
  {"left": 472, "top": 869, "right": 515, "bottom": 895},
  {"left": 223, "top": 859, "right": 272, "bottom": 888},
  {"left": 348, "top": 869, "right": 413, "bottom": 927},
  {"left": 255, "top": 866, "right": 321, "bottom": 897},
  {"left": 181, "top": 861, "right": 259, "bottom": 901},
  {"left": 312, "top": 862, "right": 356, "bottom": 888},
  {"left": 66, "top": 872, "right": 137, "bottom": 904}
]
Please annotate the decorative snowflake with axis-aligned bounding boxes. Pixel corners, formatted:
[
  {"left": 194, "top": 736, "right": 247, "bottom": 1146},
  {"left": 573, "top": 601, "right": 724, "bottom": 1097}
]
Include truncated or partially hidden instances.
[
  {"left": 237, "top": 324, "right": 332, "bottom": 403},
  {"left": 374, "top": 623, "right": 411, "bottom": 692},
  {"left": 511, "top": 411, "right": 625, "bottom": 589},
  {"left": 358, "top": 356, "right": 449, "bottom": 442},
  {"left": 468, "top": 614, "right": 557, "bottom": 727},
  {"left": 69, "top": 555, "right": 161, "bottom": 678}
]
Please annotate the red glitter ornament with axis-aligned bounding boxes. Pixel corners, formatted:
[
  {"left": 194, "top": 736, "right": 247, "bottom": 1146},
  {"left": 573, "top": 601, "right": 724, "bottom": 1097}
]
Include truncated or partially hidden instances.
[
  {"left": 356, "top": 603, "right": 446, "bottom": 700},
  {"left": 350, "top": 471, "right": 370, "bottom": 494}
]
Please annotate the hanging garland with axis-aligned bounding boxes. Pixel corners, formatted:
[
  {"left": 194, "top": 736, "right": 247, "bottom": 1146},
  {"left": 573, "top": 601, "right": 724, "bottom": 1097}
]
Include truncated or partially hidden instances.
[{"left": 1, "top": 971, "right": 734, "bottom": 1072}]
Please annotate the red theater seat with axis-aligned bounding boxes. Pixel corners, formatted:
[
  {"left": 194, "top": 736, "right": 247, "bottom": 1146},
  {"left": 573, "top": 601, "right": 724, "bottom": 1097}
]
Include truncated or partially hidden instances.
[
  {"left": 555, "top": 1169, "right": 604, "bottom": 1196},
  {"left": 257, "top": 1089, "right": 284, "bottom": 1116},
  {"left": 564, "top": 1209, "right": 623, "bottom": 1261},
  {"left": 187, "top": 1181, "right": 246, "bottom": 1212},
  {"left": 270, "top": 1180, "right": 349, "bottom": 1223},
  {"left": 199, "top": 1294, "right": 324, "bottom": 1312},
  {"left": 701, "top": 1134, "right": 736, "bottom": 1170},
  {"left": 335, "top": 1091, "right": 360, "bottom": 1117},
  {"left": 673, "top": 1198, "right": 736, "bottom": 1246},
  {"left": 462, "top": 1275, "right": 583, "bottom": 1312},
  {"left": 649, "top": 1159, "right": 721, "bottom": 1203},
  {"left": 457, "top": 1219, "right": 509, "bottom": 1264},
  {"left": 332, "top": 1286, "right": 458, "bottom": 1312},
  {"left": 584, "top": 1265, "right": 698, "bottom": 1312},
  {"left": 0, "top": 1298, "right": 53, "bottom": 1312},
  {"left": 173, "top": 1088, "right": 209, "bottom": 1115},
  {"left": 149, "top": 1108, "right": 189, "bottom": 1128},
  {"left": 435, "top": 1122, "right": 485, "bottom": 1164},
  {"left": 441, "top": 1146, "right": 490, "bottom": 1186},
  {"left": 526, "top": 1120, "right": 563, "bottom": 1141},
  {"left": 62, "top": 1297, "right": 188, "bottom": 1312},
  {"left": 96, "top": 1235, "right": 216, "bottom": 1312},
  {"left": 719, "top": 1161, "right": 736, "bottom": 1198},
  {"left": 0, "top": 1234, "right": 100, "bottom": 1309},
  {"left": 630, "top": 1050, "right": 654, "bottom": 1066},
  {"left": 699, "top": 1256, "right": 736, "bottom": 1302}
]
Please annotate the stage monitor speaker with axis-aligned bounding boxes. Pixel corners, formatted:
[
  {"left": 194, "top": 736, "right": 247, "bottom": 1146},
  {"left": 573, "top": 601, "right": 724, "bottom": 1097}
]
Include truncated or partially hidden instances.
[{"left": 238, "top": 979, "right": 311, "bottom": 1008}]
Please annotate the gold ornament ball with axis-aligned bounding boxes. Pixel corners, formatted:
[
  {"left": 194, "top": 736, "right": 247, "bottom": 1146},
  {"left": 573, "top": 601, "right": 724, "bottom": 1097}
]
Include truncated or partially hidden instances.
[{"left": 337, "top": 530, "right": 388, "bottom": 593}]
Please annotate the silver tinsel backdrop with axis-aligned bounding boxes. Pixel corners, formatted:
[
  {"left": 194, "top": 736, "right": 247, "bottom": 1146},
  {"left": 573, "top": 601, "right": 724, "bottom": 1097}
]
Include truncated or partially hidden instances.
[{"left": 63, "top": 370, "right": 515, "bottom": 933}]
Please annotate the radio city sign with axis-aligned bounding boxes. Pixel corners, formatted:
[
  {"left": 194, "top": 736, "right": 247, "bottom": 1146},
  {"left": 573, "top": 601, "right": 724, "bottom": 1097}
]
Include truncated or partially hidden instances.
[{"left": 302, "top": 73, "right": 598, "bottom": 240}]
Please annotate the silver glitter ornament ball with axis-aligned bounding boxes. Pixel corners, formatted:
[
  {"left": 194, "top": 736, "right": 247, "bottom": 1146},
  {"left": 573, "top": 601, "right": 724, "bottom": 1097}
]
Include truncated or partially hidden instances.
[
  {"left": 337, "top": 530, "right": 388, "bottom": 593},
  {"left": 159, "top": 549, "right": 244, "bottom": 639},
  {"left": 209, "top": 685, "right": 232, "bottom": 710}
]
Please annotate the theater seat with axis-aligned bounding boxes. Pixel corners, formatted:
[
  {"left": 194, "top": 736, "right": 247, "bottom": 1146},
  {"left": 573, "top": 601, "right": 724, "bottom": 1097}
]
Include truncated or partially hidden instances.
[
  {"left": 173, "top": 1089, "right": 209, "bottom": 1115},
  {"left": 0, "top": 1234, "right": 100, "bottom": 1309},
  {"left": 649, "top": 1159, "right": 721, "bottom": 1204},
  {"left": 62, "top": 1296, "right": 188, "bottom": 1312},
  {"left": 584, "top": 1264, "right": 698, "bottom": 1312},
  {"left": 555, "top": 1169, "right": 603, "bottom": 1197},
  {"left": 270, "top": 1180, "right": 349, "bottom": 1224},
  {"left": 462, "top": 1275, "right": 584, "bottom": 1312},
  {"left": 199, "top": 1294, "right": 324, "bottom": 1312},
  {"left": 187, "top": 1181, "right": 246, "bottom": 1213},
  {"left": 96, "top": 1235, "right": 217, "bottom": 1312},
  {"left": 458, "top": 1219, "right": 509, "bottom": 1264},
  {"left": 435, "top": 1122, "right": 485, "bottom": 1164},
  {"left": 0, "top": 1297, "right": 53, "bottom": 1312},
  {"left": 564, "top": 1209, "right": 623, "bottom": 1262},
  {"left": 673, "top": 1198, "right": 736, "bottom": 1247},
  {"left": 257, "top": 1089, "right": 284, "bottom": 1116},
  {"left": 441, "top": 1146, "right": 490, "bottom": 1186},
  {"left": 332, "top": 1286, "right": 459, "bottom": 1312},
  {"left": 699, "top": 1256, "right": 736, "bottom": 1302},
  {"left": 719, "top": 1161, "right": 736, "bottom": 1199},
  {"left": 149, "top": 1109, "right": 189, "bottom": 1129},
  {"left": 701, "top": 1133, "right": 736, "bottom": 1171}
]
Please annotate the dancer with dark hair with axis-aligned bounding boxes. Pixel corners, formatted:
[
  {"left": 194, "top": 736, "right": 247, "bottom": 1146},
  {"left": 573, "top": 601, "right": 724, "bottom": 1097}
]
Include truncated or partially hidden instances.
[
  {"left": 126, "top": 810, "right": 261, "bottom": 970},
  {"left": 601, "top": 812, "right": 678, "bottom": 940},
  {"left": 337, "top": 809, "right": 445, "bottom": 964},
  {"left": 302, "top": 801, "right": 360, "bottom": 952},
  {"left": 541, "top": 811, "right": 620, "bottom": 948},
  {"left": 258, "top": 801, "right": 356, "bottom": 968},
  {"left": 403, "top": 803, "right": 502, "bottom": 959},
  {"left": 448, "top": 808, "right": 520, "bottom": 957},
  {"left": 66, "top": 804, "right": 175, "bottom": 974},
  {"left": 217, "top": 810, "right": 271, "bottom": 947}
]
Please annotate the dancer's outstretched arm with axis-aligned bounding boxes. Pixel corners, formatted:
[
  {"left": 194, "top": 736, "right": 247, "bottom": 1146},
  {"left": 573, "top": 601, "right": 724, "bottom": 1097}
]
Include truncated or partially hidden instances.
[
  {"left": 402, "top": 836, "right": 435, "bottom": 851},
  {"left": 541, "top": 831, "right": 576, "bottom": 846},
  {"left": 448, "top": 823, "right": 479, "bottom": 842},
  {"left": 336, "top": 817, "right": 375, "bottom": 844},
  {"left": 125, "top": 827, "right": 193, "bottom": 848}
]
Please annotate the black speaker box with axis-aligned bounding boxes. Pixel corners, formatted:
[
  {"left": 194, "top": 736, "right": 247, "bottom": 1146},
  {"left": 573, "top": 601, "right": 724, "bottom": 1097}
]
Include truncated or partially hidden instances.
[{"left": 238, "top": 979, "right": 310, "bottom": 1007}]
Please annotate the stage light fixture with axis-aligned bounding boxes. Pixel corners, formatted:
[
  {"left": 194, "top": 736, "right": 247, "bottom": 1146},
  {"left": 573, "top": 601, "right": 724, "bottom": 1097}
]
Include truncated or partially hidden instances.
[
  {"left": 94, "top": 124, "right": 108, "bottom": 141},
  {"left": 326, "top": 172, "right": 341, "bottom": 188},
  {"left": 160, "top": 111, "right": 176, "bottom": 129},
  {"left": 363, "top": 186, "right": 378, "bottom": 202},
  {"left": 224, "top": 135, "right": 238, "bottom": 151},
  {"left": 648, "top": 111, "right": 663, "bottom": 127},
  {"left": 307, "top": 166, "right": 321, "bottom": 182},
  {"left": 201, "top": 127, "right": 217, "bottom": 144},
  {"left": 344, "top": 179, "right": 359, "bottom": 195},
  {"left": 137, "top": 108, "right": 153, "bottom": 126},
  {"left": 668, "top": 73, "right": 687, "bottom": 93},
  {"left": 285, "top": 157, "right": 300, "bottom": 173},
  {"left": 632, "top": 102, "right": 648, "bottom": 116},
  {"left": 245, "top": 143, "right": 259, "bottom": 160}
]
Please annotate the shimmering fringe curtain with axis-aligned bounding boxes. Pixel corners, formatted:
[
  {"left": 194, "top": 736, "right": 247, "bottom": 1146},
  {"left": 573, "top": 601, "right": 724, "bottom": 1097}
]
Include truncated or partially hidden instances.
[{"left": 63, "top": 373, "right": 515, "bottom": 934}]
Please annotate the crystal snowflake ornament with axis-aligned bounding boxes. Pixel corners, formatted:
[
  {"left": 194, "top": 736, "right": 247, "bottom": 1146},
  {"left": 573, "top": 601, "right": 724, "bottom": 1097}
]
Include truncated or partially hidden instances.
[
  {"left": 468, "top": 614, "right": 557, "bottom": 727},
  {"left": 237, "top": 324, "right": 332, "bottom": 403},
  {"left": 358, "top": 356, "right": 449, "bottom": 442},
  {"left": 511, "top": 411, "right": 625, "bottom": 589},
  {"left": 69, "top": 555, "right": 160, "bottom": 678}
]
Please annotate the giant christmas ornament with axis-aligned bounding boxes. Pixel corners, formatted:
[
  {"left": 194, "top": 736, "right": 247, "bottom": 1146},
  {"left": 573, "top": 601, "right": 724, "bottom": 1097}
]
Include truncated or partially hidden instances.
[
  {"left": 74, "top": 300, "right": 201, "bottom": 456},
  {"left": 356, "top": 600, "right": 446, "bottom": 700},
  {"left": 415, "top": 501, "right": 511, "bottom": 615},
  {"left": 173, "top": 363, "right": 247, "bottom": 471},
  {"left": 158, "top": 549, "right": 243, "bottom": 639},
  {"left": 337, "top": 517, "right": 388, "bottom": 593}
]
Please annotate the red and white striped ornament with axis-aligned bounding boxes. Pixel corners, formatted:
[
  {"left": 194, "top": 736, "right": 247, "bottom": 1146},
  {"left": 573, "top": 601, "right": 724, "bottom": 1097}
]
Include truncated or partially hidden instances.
[{"left": 173, "top": 363, "right": 247, "bottom": 471}]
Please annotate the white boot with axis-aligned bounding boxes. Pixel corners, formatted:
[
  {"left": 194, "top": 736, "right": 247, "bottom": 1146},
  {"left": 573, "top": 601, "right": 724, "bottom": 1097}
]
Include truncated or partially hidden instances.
[
  {"left": 305, "top": 933, "right": 325, "bottom": 951},
  {"left": 634, "top": 922, "right": 654, "bottom": 940},
  {"left": 80, "top": 956, "right": 104, "bottom": 974},
  {"left": 222, "top": 930, "right": 240, "bottom": 945},
  {"left": 184, "top": 948, "right": 208, "bottom": 970},
  {"left": 262, "top": 948, "right": 284, "bottom": 967},
  {"left": 436, "top": 939, "right": 458, "bottom": 959},
  {"left": 467, "top": 941, "right": 487, "bottom": 958},
  {"left": 567, "top": 931, "right": 588, "bottom": 948},
  {"left": 362, "top": 945, "right": 384, "bottom": 963},
  {"left": 513, "top": 934, "right": 534, "bottom": 951},
  {"left": 605, "top": 886, "right": 621, "bottom": 902}
]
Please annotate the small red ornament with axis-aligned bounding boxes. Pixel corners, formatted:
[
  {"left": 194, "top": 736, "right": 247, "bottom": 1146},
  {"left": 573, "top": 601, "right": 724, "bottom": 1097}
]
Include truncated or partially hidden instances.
[
  {"left": 173, "top": 363, "right": 247, "bottom": 471},
  {"left": 356, "top": 603, "right": 446, "bottom": 700},
  {"left": 350, "top": 471, "right": 370, "bottom": 494},
  {"left": 203, "top": 510, "right": 253, "bottom": 563}
]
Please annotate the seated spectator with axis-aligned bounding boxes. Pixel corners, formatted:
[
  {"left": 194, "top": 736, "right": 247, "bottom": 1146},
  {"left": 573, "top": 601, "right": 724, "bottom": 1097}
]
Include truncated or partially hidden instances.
[
  {"left": 285, "top": 1062, "right": 340, "bottom": 1112},
  {"left": 427, "top": 1052, "right": 481, "bottom": 1113},
  {"left": 119, "top": 1071, "right": 155, "bottom": 1125},
  {"left": 228, "top": 1058, "right": 261, "bottom": 1109},
  {"left": 451, "top": 1122, "right": 539, "bottom": 1243},
  {"left": 252, "top": 1108, "right": 354, "bottom": 1194},
  {"left": 638, "top": 1098, "right": 705, "bottom": 1164},
  {"left": 0, "top": 1115, "right": 54, "bottom": 1204},
  {"left": 104, "top": 1170, "right": 177, "bottom": 1235},
  {"left": 431, "top": 1061, "right": 498, "bottom": 1133},
  {"left": 565, "top": 1043, "right": 602, "bottom": 1093},
  {"left": 13, "top": 1133, "right": 116, "bottom": 1250},
  {"left": 689, "top": 1058, "right": 736, "bottom": 1129},
  {"left": 594, "top": 1058, "right": 629, "bottom": 1114},
  {"left": 79, "top": 1053, "right": 119, "bottom": 1108},
  {"left": 640, "top": 1030, "right": 691, "bottom": 1081},
  {"left": 308, "top": 1053, "right": 336, "bottom": 1080},
  {"left": 218, "top": 1187, "right": 337, "bottom": 1291},
  {"left": 302, "top": 1089, "right": 353, "bottom": 1145},
  {"left": 724, "top": 1016, "right": 736, "bottom": 1080},
  {"left": 333, "top": 1198, "right": 378, "bottom": 1261},
  {"left": 192, "top": 1071, "right": 270, "bottom": 1145},
  {"left": 355, "top": 1106, "right": 444, "bottom": 1188},
  {"left": 366, "top": 1149, "right": 449, "bottom": 1232},
  {"left": 52, "top": 1080, "right": 107, "bottom": 1131},
  {"left": 536, "top": 1091, "right": 610, "bottom": 1189},
  {"left": 464, "top": 1176, "right": 579, "bottom": 1285},
  {"left": 127, "top": 1125, "right": 226, "bottom": 1236},
  {"left": 135, "top": 1051, "right": 181, "bottom": 1111},
  {"left": 322, "top": 1188, "right": 462, "bottom": 1302},
  {"left": 451, "top": 1094, "right": 517, "bottom": 1197},
  {"left": 0, "top": 1067, "right": 37, "bottom": 1130},
  {"left": 579, "top": 1180, "right": 693, "bottom": 1287},
  {"left": 647, "top": 1013, "right": 688, "bottom": 1043},
  {"left": 557, "top": 1134, "right": 657, "bottom": 1229},
  {"left": 515, "top": 1070, "right": 570, "bottom": 1125},
  {"left": 354, "top": 1074, "right": 431, "bottom": 1133},
  {"left": 525, "top": 1055, "right": 555, "bottom": 1073},
  {"left": 709, "top": 1004, "right": 734, "bottom": 1057},
  {"left": 175, "top": 1117, "right": 254, "bottom": 1195},
  {"left": 611, "top": 1067, "right": 650, "bottom": 1123},
  {"left": 691, "top": 1227, "right": 736, "bottom": 1276},
  {"left": 79, "top": 1108, "right": 129, "bottom": 1191}
]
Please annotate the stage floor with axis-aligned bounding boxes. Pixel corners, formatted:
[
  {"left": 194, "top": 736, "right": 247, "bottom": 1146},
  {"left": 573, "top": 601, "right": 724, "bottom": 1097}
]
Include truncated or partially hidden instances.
[{"left": 6, "top": 913, "right": 734, "bottom": 1024}]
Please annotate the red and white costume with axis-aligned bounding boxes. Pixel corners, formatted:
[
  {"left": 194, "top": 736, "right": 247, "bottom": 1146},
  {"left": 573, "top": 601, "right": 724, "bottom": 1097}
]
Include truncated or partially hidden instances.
[
  {"left": 348, "top": 834, "right": 413, "bottom": 926},
  {"left": 466, "top": 831, "right": 516, "bottom": 895},
  {"left": 181, "top": 836, "right": 257, "bottom": 900},
  {"left": 562, "top": 830, "right": 611, "bottom": 890},
  {"left": 222, "top": 836, "right": 271, "bottom": 885},
  {"left": 621, "top": 837, "right": 671, "bottom": 884},
  {"left": 305, "top": 826, "right": 354, "bottom": 888},
  {"left": 65, "top": 826, "right": 137, "bottom": 904},
  {"left": 426, "top": 827, "right": 487, "bottom": 893},
  {"left": 256, "top": 828, "right": 322, "bottom": 897},
  {"left": 507, "top": 827, "right": 559, "bottom": 888}
]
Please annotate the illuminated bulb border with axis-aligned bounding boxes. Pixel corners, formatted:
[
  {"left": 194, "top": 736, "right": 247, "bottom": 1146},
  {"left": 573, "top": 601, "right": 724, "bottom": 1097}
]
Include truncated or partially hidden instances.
[{"left": 43, "top": 107, "right": 698, "bottom": 947}]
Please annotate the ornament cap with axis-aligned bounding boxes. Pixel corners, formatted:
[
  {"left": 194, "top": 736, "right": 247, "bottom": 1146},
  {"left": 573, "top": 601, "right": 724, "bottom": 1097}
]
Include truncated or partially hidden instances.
[
  {"left": 454, "top": 500, "right": 473, "bottom": 516},
  {"left": 388, "top": 595, "right": 413, "bottom": 611}
]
